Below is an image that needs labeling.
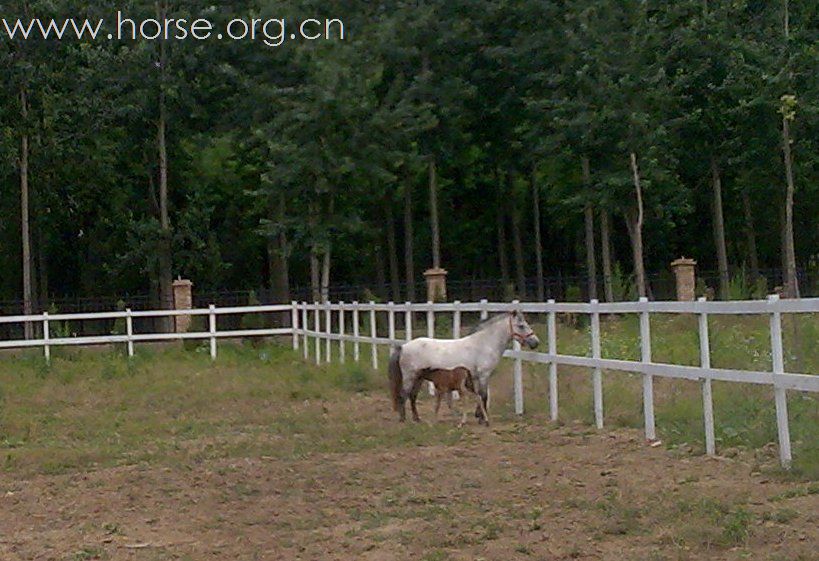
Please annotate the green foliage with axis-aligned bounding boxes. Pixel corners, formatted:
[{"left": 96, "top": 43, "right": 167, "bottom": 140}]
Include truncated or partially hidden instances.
[
  {"left": 609, "top": 263, "right": 637, "bottom": 302},
  {"left": 0, "top": 0, "right": 817, "bottom": 305}
]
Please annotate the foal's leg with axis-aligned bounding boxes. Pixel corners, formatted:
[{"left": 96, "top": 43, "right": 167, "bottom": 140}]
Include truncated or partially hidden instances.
[{"left": 434, "top": 389, "right": 443, "bottom": 421}]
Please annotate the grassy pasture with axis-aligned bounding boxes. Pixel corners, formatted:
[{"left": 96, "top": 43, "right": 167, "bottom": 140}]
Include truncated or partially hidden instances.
[
  {"left": 0, "top": 312, "right": 817, "bottom": 478},
  {"left": 0, "top": 317, "right": 817, "bottom": 560}
]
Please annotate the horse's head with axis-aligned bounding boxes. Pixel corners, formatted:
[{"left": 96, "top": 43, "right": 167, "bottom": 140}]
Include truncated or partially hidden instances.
[{"left": 509, "top": 310, "right": 539, "bottom": 349}]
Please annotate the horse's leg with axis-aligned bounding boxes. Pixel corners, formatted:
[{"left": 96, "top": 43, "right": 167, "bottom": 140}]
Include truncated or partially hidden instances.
[
  {"left": 402, "top": 370, "right": 420, "bottom": 423},
  {"left": 478, "top": 389, "right": 490, "bottom": 426},
  {"left": 472, "top": 376, "right": 490, "bottom": 426},
  {"left": 457, "top": 379, "right": 468, "bottom": 427},
  {"left": 410, "top": 379, "right": 422, "bottom": 423},
  {"left": 397, "top": 392, "right": 407, "bottom": 422}
]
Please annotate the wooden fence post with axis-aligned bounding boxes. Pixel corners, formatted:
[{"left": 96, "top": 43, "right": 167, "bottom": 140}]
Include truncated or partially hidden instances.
[
  {"left": 301, "top": 303, "right": 309, "bottom": 360},
  {"left": 548, "top": 299, "right": 558, "bottom": 421},
  {"left": 314, "top": 302, "right": 321, "bottom": 365},
  {"left": 388, "top": 302, "right": 396, "bottom": 342},
  {"left": 339, "top": 301, "right": 346, "bottom": 364},
  {"left": 291, "top": 301, "right": 299, "bottom": 351},
  {"left": 698, "top": 297, "right": 715, "bottom": 456},
  {"left": 325, "top": 302, "right": 332, "bottom": 363},
  {"left": 405, "top": 302, "right": 412, "bottom": 342},
  {"left": 512, "top": 299, "right": 523, "bottom": 415},
  {"left": 591, "top": 299, "right": 603, "bottom": 429},
  {"left": 126, "top": 308, "right": 134, "bottom": 358},
  {"left": 639, "top": 297, "right": 656, "bottom": 441},
  {"left": 353, "top": 301, "right": 360, "bottom": 362},
  {"left": 370, "top": 302, "right": 378, "bottom": 370},
  {"left": 769, "top": 294, "right": 792, "bottom": 469},
  {"left": 43, "top": 311, "right": 50, "bottom": 364},
  {"left": 209, "top": 304, "right": 217, "bottom": 361}
]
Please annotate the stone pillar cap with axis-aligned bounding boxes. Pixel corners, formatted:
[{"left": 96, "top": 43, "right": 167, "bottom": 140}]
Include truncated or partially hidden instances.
[
  {"left": 173, "top": 278, "right": 193, "bottom": 287},
  {"left": 671, "top": 257, "right": 697, "bottom": 267},
  {"left": 423, "top": 268, "right": 448, "bottom": 276}
]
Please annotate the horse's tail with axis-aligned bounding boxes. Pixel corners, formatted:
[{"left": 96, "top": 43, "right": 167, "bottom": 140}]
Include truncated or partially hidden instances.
[{"left": 388, "top": 344, "right": 403, "bottom": 411}]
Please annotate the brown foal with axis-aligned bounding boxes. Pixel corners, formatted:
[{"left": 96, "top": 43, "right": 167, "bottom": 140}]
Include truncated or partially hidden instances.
[{"left": 418, "top": 366, "right": 489, "bottom": 426}]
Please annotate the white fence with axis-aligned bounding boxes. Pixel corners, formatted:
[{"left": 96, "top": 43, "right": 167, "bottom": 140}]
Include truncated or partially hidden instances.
[{"left": 1, "top": 296, "right": 817, "bottom": 468}]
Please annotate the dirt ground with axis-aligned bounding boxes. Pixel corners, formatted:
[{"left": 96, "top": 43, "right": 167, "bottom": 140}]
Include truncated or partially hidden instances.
[{"left": 1, "top": 394, "right": 817, "bottom": 561}]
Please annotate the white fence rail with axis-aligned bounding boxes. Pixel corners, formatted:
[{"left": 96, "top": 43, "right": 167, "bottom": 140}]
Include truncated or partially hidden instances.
[
  {"left": 1, "top": 296, "right": 817, "bottom": 468},
  {"left": 291, "top": 296, "right": 818, "bottom": 469}
]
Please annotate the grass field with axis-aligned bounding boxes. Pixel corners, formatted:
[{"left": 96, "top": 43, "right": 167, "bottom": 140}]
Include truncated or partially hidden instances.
[{"left": 0, "top": 314, "right": 817, "bottom": 560}]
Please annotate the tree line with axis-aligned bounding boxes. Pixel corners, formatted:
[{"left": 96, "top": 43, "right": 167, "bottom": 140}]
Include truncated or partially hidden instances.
[{"left": 1, "top": 0, "right": 817, "bottom": 323}]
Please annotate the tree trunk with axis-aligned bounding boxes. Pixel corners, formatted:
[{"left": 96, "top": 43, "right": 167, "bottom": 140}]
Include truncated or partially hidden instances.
[
  {"left": 582, "top": 157, "right": 598, "bottom": 301},
  {"left": 496, "top": 172, "right": 509, "bottom": 288},
  {"left": 309, "top": 247, "right": 320, "bottom": 302},
  {"left": 375, "top": 244, "right": 387, "bottom": 300},
  {"left": 710, "top": 159, "right": 730, "bottom": 300},
  {"left": 156, "top": 2, "right": 173, "bottom": 329},
  {"left": 429, "top": 159, "right": 441, "bottom": 269},
  {"left": 385, "top": 192, "right": 401, "bottom": 301},
  {"left": 781, "top": 116, "right": 799, "bottom": 298},
  {"left": 403, "top": 181, "right": 416, "bottom": 301},
  {"left": 321, "top": 248, "right": 331, "bottom": 303},
  {"left": 308, "top": 201, "right": 320, "bottom": 302},
  {"left": 37, "top": 222, "right": 48, "bottom": 309},
  {"left": 531, "top": 171, "right": 545, "bottom": 301},
  {"left": 600, "top": 210, "right": 614, "bottom": 302},
  {"left": 740, "top": 189, "right": 760, "bottom": 281},
  {"left": 510, "top": 181, "right": 527, "bottom": 299},
  {"left": 626, "top": 152, "right": 647, "bottom": 298},
  {"left": 20, "top": 86, "right": 33, "bottom": 337},
  {"left": 268, "top": 192, "right": 290, "bottom": 305}
]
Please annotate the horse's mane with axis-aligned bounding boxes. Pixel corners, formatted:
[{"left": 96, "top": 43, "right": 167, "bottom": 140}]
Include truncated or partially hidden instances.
[{"left": 468, "top": 313, "right": 509, "bottom": 334}]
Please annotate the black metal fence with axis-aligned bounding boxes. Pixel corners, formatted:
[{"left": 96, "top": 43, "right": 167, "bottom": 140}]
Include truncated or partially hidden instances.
[{"left": 1, "top": 267, "right": 815, "bottom": 341}]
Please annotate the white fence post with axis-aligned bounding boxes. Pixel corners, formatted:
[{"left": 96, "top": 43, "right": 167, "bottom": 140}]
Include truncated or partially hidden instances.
[
  {"left": 427, "top": 301, "right": 436, "bottom": 396},
  {"left": 353, "top": 301, "right": 360, "bottom": 362},
  {"left": 291, "top": 301, "right": 299, "bottom": 351},
  {"left": 325, "top": 302, "right": 332, "bottom": 363},
  {"left": 591, "top": 299, "right": 603, "bottom": 429},
  {"left": 405, "top": 302, "right": 412, "bottom": 342},
  {"left": 769, "top": 295, "right": 792, "bottom": 469},
  {"left": 480, "top": 298, "right": 489, "bottom": 321},
  {"left": 698, "top": 297, "right": 715, "bottom": 456},
  {"left": 639, "top": 297, "right": 656, "bottom": 441},
  {"left": 388, "top": 302, "right": 396, "bottom": 342},
  {"left": 126, "top": 308, "right": 134, "bottom": 358},
  {"left": 43, "top": 312, "right": 50, "bottom": 364},
  {"left": 209, "top": 304, "right": 217, "bottom": 361},
  {"left": 370, "top": 302, "right": 378, "bottom": 370},
  {"left": 548, "top": 299, "right": 558, "bottom": 422},
  {"left": 512, "top": 299, "right": 524, "bottom": 415},
  {"left": 301, "top": 302, "right": 309, "bottom": 360},
  {"left": 453, "top": 300, "right": 461, "bottom": 338},
  {"left": 339, "top": 302, "right": 346, "bottom": 364},
  {"left": 314, "top": 302, "right": 321, "bottom": 365}
]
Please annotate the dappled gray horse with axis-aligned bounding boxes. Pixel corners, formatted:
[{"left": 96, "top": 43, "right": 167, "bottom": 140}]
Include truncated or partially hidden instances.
[{"left": 388, "top": 310, "right": 539, "bottom": 424}]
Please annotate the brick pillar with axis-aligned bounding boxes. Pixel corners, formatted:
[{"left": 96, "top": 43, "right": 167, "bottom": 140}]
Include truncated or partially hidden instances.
[
  {"left": 172, "top": 279, "right": 193, "bottom": 332},
  {"left": 423, "top": 268, "right": 448, "bottom": 302},
  {"left": 670, "top": 258, "right": 697, "bottom": 302}
]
